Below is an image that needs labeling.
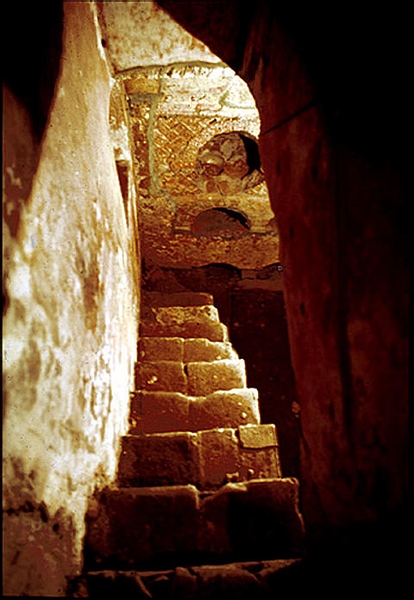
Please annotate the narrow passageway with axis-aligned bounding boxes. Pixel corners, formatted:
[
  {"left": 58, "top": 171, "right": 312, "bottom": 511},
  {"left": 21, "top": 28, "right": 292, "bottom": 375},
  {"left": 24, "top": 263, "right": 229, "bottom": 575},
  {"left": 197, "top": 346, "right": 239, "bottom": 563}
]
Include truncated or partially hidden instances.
[
  {"left": 74, "top": 10, "right": 306, "bottom": 586},
  {"left": 2, "top": 1, "right": 408, "bottom": 597},
  {"left": 70, "top": 291, "right": 304, "bottom": 597}
]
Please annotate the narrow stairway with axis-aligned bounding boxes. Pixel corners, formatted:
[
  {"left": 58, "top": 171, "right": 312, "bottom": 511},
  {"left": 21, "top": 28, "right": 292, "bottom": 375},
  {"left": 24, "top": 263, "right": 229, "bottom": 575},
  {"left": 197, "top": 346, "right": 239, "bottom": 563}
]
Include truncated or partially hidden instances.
[{"left": 70, "top": 292, "right": 305, "bottom": 598}]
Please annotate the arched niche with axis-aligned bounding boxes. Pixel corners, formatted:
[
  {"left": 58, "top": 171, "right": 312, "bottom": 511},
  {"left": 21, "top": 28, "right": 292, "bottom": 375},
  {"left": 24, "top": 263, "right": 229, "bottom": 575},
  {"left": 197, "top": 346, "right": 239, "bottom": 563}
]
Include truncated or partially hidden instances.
[
  {"left": 191, "top": 207, "right": 251, "bottom": 238},
  {"left": 196, "top": 131, "right": 264, "bottom": 194}
]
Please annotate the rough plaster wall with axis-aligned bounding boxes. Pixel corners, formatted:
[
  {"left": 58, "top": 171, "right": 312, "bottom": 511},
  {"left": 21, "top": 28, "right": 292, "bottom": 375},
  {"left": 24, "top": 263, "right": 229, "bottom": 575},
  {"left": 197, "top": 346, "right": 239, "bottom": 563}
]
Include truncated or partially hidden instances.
[
  {"left": 2, "top": 3, "right": 139, "bottom": 595},
  {"left": 97, "top": 0, "right": 222, "bottom": 70}
]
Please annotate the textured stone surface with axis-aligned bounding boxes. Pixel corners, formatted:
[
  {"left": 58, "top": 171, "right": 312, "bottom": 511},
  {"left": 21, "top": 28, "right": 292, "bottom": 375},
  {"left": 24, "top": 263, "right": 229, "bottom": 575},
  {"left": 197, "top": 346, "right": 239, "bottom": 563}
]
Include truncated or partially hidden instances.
[
  {"left": 142, "top": 291, "right": 215, "bottom": 307},
  {"left": 2, "top": 3, "right": 140, "bottom": 595},
  {"left": 186, "top": 359, "right": 247, "bottom": 396},
  {"left": 138, "top": 336, "right": 184, "bottom": 362},
  {"left": 227, "top": 479, "right": 305, "bottom": 559},
  {"left": 135, "top": 360, "right": 187, "bottom": 393},
  {"left": 238, "top": 424, "right": 278, "bottom": 449},
  {"left": 141, "top": 319, "right": 229, "bottom": 342},
  {"left": 198, "top": 429, "right": 240, "bottom": 488},
  {"left": 135, "top": 358, "right": 248, "bottom": 395},
  {"left": 184, "top": 339, "right": 238, "bottom": 362},
  {"left": 71, "top": 559, "right": 306, "bottom": 599},
  {"left": 84, "top": 479, "right": 304, "bottom": 569},
  {"left": 97, "top": 1, "right": 222, "bottom": 71},
  {"left": 140, "top": 305, "right": 231, "bottom": 341},
  {"left": 117, "top": 426, "right": 281, "bottom": 489},
  {"left": 117, "top": 433, "right": 200, "bottom": 487},
  {"left": 84, "top": 486, "right": 200, "bottom": 568},
  {"left": 190, "top": 388, "right": 260, "bottom": 431},
  {"left": 129, "top": 391, "right": 191, "bottom": 434},
  {"left": 229, "top": 286, "right": 300, "bottom": 477},
  {"left": 130, "top": 388, "right": 260, "bottom": 434},
  {"left": 142, "top": 304, "right": 221, "bottom": 326}
]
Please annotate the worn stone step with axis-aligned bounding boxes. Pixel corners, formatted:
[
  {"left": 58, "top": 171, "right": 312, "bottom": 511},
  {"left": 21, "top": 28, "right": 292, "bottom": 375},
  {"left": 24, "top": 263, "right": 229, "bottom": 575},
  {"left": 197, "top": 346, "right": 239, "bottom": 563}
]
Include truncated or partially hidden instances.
[
  {"left": 135, "top": 360, "right": 187, "bottom": 393},
  {"left": 117, "top": 425, "right": 281, "bottom": 489},
  {"left": 140, "top": 305, "right": 229, "bottom": 342},
  {"left": 142, "top": 290, "right": 215, "bottom": 307},
  {"left": 138, "top": 336, "right": 239, "bottom": 363},
  {"left": 69, "top": 558, "right": 304, "bottom": 599},
  {"left": 83, "top": 479, "right": 304, "bottom": 571},
  {"left": 135, "top": 359, "right": 247, "bottom": 395},
  {"left": 129, "top": 388, "right": 260, "bottom": 434}
]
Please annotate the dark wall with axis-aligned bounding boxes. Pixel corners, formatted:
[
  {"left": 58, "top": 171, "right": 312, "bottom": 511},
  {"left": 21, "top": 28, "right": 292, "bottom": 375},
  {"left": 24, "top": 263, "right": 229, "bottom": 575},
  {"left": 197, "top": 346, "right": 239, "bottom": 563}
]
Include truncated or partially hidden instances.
[
  {"left": 229, "top": 285, "right": 300, "bottom": 478},
  {"left": 158, "top": 0, "right": 409, "bottom": 562}
]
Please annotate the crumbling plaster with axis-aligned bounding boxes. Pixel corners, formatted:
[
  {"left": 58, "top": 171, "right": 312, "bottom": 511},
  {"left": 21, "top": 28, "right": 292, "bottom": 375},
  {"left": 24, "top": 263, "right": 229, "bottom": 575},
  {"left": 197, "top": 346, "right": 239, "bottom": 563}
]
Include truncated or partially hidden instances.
[{"left": 3, "top": 3, "right": 140, "bottom": 595}]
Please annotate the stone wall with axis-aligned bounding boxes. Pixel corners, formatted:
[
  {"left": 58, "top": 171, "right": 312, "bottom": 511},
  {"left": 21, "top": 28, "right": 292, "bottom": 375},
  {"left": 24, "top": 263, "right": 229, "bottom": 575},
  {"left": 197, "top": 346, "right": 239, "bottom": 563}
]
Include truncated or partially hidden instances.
[
  {"left": 2, "top": 3, "right": 140, "bottom": 596},
  {"left": 158, "top": 0, "right": 409, "bottom": 560}
]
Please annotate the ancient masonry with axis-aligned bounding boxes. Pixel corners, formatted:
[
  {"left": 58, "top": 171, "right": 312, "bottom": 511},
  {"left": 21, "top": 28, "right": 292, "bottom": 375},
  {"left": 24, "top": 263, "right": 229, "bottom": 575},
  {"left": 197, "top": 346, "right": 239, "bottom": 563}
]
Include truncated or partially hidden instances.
[{"left": 70, "top": 292, "right": 305, "bottom": 598}]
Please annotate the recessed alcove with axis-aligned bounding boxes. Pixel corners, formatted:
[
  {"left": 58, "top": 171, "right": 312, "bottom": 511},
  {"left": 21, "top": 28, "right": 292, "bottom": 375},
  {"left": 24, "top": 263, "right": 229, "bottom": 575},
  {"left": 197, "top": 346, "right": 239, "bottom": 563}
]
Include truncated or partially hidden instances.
[{"left": 191, "top": 207, "right": 251, "bottom": 238}]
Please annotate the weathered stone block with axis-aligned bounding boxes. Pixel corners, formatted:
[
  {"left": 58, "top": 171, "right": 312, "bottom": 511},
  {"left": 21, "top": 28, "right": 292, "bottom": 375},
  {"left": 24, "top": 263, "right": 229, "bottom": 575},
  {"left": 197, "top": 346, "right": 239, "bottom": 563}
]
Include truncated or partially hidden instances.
[
  {"left": 71, "top": 570, "right": 154, "bottom": 598},
  {"left": 190, "top": 388, "right": 260, "bottom": 431},
  {"left": 142, "top": 291, "right": 214, "bottom": 307},
  {"left": 117, "top": 433, "right": 199, "bottom": 487},
  {"left": 84, "top": 486, "right": 199, "bottom": 568},
  {"left": 138, "top": 337, "right": 184, "bottom": 362},
  {"left": 237, "top": 424, "right": 282, "bottom": 479},
  {"left": 238, "top": 447, "right": 282, "bottom": 480},
  {"left": 135, "top": 361, "right": 187, "bottom": 393},
  {"left": 198, "top": 479, "right": 305, "bottom": 561},
  {"left": 140, "top": 305, "right": 229, "bottom": 341},
  {"left": 186, "top": 359, "right": 247, "bottom": 396},
  {"left": 227, "top": 478, "right": 305, "bottom": 559},
  {"left": 191, "top": 564, "right": 262, "bottom": 599},
  {"left": 184, "top": 338, "right": 238, "bottom": 362},
  {"left": 142, "top": 305, "right": 220, "bottom": 327},
  {"left": 129, "top": 391, "right": 190, "bottom": 434},
  {"left": 238, "top": 424, "right": 278, "bottom": 448},
  {"left": 197, "top": 485, "right": 236, "bottom": 555},
  {"left": 198, "top": 429, "right": 239, "bottom": 488},
  {"left": 140, "top": 320, "right": 228, "bottom": 342}
]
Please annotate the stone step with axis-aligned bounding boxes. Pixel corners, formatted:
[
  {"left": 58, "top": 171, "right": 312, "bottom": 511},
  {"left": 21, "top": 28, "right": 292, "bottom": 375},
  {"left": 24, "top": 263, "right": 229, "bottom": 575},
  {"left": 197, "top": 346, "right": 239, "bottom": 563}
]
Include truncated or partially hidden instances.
[
  {"left": 140, "top": 305, "right": 229, "bottom": 342},
  {"left": 69, "top": 558, "right": 304, "bottom": 599},
  {"left": 83, "top": 479, "right": 305, "bottom": 571},
  {"left": 135, "top": 359, "right": 247, "bottom": 395},
  {"left": 142, "top": 290, "right": 215, "bottom": 307},
  {"left": 138, "top": 336, "right": 239, "bottom": 363},
  {"left": 129, "top": 388, "right": 260, "bottom": 434},
  {"left": 117, "top": 425, "right": 281, "bottom": 489}
]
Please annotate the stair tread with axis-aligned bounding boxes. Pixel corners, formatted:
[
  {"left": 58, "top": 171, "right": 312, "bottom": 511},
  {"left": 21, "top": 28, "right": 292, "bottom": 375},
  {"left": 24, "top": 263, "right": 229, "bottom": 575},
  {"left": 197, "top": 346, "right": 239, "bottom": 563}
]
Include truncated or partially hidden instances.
[
  {"left": 79, "top": 292, "right": 303, "bottom": 584},
  {"left": 71, "top": 558, "right": 304, "bottom": 598},
  {"left": 138, "top": 336, "right": 239, "bottom": 362},
  {"left": 142, "top": 291, "right": 215, "bottom": 307},
  {"left": 84, "top": 478, "right": 304, "bottom": 571},
  {"left": 117, "top": 425, "right": 281, "bottom": 489},
  {"left": 129, "top": 388, "right": 260, "bottom": 434},
  {"left": 135, "top": 358, "right": 247, "bottom": 395},
  {"left": 74, "top": 558, "right": 303, "bottom": 597}
]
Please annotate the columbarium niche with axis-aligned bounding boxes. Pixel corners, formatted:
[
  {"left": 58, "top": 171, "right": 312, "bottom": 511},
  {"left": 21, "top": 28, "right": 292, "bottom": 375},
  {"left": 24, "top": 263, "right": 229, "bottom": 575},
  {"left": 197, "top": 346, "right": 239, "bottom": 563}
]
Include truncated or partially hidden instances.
[
  {"left": 196, "top": 131, "right": 264, "bottom": 194},
  {"left": 191, "top": 207, "right": 251, "bottom": 238}
]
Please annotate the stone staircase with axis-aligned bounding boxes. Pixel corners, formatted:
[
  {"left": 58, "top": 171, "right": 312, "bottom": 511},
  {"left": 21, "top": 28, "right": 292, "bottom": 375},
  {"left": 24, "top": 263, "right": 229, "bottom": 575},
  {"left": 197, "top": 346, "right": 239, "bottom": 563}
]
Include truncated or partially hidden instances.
[{"left": 70, "top": 292, "right": 305, "bottom": 598}]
